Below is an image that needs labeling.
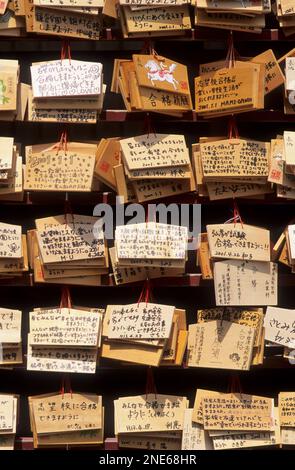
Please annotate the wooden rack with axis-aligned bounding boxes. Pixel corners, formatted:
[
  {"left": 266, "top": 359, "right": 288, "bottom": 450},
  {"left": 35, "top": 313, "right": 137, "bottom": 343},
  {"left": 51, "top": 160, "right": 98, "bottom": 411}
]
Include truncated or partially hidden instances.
[{"left": 1, "top": 17, "right": 295, "bottom": 450}]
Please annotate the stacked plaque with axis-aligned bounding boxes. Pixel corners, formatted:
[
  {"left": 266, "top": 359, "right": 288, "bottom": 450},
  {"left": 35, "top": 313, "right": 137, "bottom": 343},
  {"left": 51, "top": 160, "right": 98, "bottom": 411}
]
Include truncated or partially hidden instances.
[
  {"left": 29, "top": 392, "right": 104, "bottom": 448},
  {"left": 24, "top": 1, "right": 102, "bottom": 40},
  {"left": 119, "top": 1, "right": 191, "bottom": 38},
  {"left": 272, "top": 222, "right": 295, "bottom": 272},
  {"left": 195, "top": 0, "right": 270, "bottom": 34},
  {"left": 195, "top": 62, "right": 265, "bottom": 117},
  {"left": 113, "top": 222, "right": 188, "bottom": 276},
  {"left": 188, "top": 389, "right": 279, "bottom": 450},
  {"left": 264, "top": 306, "right": 295, "bottom": 362},
  {"left": 102, "top": 302, "right": 187, "bottom": 366},
  {"left": 117, "top": 133, "right": 195, "bottom": 202},
  {"left": 267, "top": 132, "right": 295, "bottom": 199},
  {"left": 0, "top": 137, "right": 24, "bottom": 201},
  {"left": 0, "top": 394, "right": 19, "bottom": 450},
  {"left": 29, "top": 59, "right": 105, "bottom": 124},
  {"left": 112, "top": 54, "right": 192, "bottom": 115},
  {"left": 115, "top": 394, "right": 188, "bottom": 450},
  {"left": 0, "top": 308, "right": 22, "bottom": 367},
  {"left": 27, "top": 306, "right": 104, "bottom": 374},
  {"left": 203, "top": 222, "right": 277, "bottom": 306},
  {"left": 275, "top": 0, "right": 295, "bottom": 36},
  {"left": 0, "top": 2, "right": 25, "bottom": 36},
  {"left": 28, "top": 214, "right": 108, "bottom": 286},
  {"left": 24, "top": 142, "right": 98, "bottom": 192},
  {"left": 187, "top": 307, "right": 265, "bottom": 370},
  {"left": 0, "top": 222, "right": 28, "bottom": 279},
  {"left": 193, "top": 137, "right": 272, "bottom": 200},
  {"left": 279, "top": 392, "right": 295, "bottom": 446}
]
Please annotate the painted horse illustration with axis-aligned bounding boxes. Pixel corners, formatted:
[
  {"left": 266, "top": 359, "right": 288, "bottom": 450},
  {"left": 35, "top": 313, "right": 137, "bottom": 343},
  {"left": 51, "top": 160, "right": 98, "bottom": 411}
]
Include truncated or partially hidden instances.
[{"left": 145, "top": 60, "right": 179, "bottom": 90}]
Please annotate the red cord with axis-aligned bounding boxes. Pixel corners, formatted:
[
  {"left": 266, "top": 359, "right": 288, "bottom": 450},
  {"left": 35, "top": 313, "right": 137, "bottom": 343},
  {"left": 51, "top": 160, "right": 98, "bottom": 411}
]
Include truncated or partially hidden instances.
[
  {"left": 60, "top": 286, "right": 72, "bottom": 309},
  {"left": 60, "top": 375, "right": 73, "bottom": 399},
  {"left": 228, "top": 115, "right": 239, "bottom": 140},
  {"left": 61, "top": 40, "right": 72, "bottom": 63},
  {"left": 141, "top": 39, "right": 153, "bottom": 55},
  {"left": 143, "top": 113, "right": 157, "bottom": 138},
  {"left": 145, "top": 367, "right": 157, "bottom": 399},
  {"left": 137, "top": 278, "right": 154, "bottom": 305},
  {"left": 225, "top": 31, "right": 235, "bottom": 69},
  {"left": 63, "top": 129, "right": 68, "bottom": 154},
  {"left": 233, "top": 199, "right": 244, "bottom": 228},
  {"left": 228, "top": 375, "right": 243, "bottom": 398}
]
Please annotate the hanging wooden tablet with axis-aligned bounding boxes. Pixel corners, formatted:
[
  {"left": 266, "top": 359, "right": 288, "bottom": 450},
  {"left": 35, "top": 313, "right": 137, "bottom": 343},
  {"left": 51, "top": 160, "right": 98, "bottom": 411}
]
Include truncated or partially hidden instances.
[
  {"left": 24, "top": 142, "right": 97, "bottom": 192},
  {"left": 206, "top": 223, "right": 270, "bottom": 262},
  {"left": 35, "top": 214, "right": 105, "bottom": 264},
  {"left": 213, "top": 260, "right": 278, "bottom": 306},
  {"left": 121, "top": 5, "right": 191, "bottom": 37},
  {"left": 32, "top": 5, "right": 102, "bottom": 39},
  {"left": 201, "top": 392, "right": 274, "bottom": 431},
  {"left": 195, "top": 65, "right": 264, "bottom": 116},
  {"left": 31, "top": 60, "right": 102, "bottom": 99},
  {"left": 31, "top": 392, "right": 103, "bottom": 434},
  {"left": 115, "top": 394, "right": 188, "bottom": 434},
  {"left": 200, "top": 139, "right": 270, "bottom": 181},
  {"left": 187, "top": 320, "right": 255, "bottom": 370}
]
